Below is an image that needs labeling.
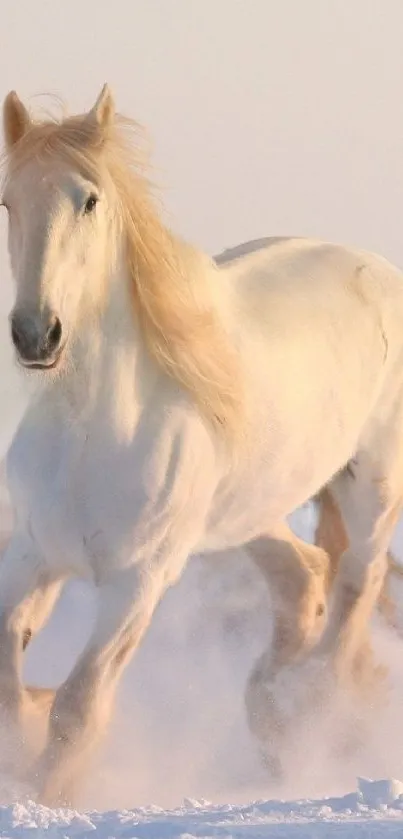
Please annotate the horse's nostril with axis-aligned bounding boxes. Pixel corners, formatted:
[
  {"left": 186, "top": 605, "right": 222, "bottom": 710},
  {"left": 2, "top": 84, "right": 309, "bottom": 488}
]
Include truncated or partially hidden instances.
[
  {"left": 47, "top": 317, "right": 62, "bottom": 351},
  {"left": 10, "top": 315, "right": 27, "bottom": 353},
  {"left": 11, "top": 320, "right": 22, "bottom": 350}
]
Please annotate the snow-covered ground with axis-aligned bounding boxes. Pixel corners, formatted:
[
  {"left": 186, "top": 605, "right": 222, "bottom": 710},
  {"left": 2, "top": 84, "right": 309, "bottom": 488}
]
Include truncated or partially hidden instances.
[{"left": 3, "top": 778, "right": 403, "bottom": 837}]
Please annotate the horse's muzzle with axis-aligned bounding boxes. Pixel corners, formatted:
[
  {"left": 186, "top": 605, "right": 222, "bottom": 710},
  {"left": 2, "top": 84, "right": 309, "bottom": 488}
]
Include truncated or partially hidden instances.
[{"left": 10, "top": 309, "right": 64, "bottom": 369}]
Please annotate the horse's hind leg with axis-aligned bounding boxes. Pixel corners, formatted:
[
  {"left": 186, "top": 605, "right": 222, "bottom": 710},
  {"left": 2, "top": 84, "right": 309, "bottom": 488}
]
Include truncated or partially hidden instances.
[
  {"left": 311, "top": 482, "right": 391, "bottom": 761},
  {"left": 315, "top": 483, "right": 400, "bottom": 633},
  {"left": 296, "top": 455, "right": 402, "bottom": 766},
  {"left": 314, "top": 485, "right": 387, "bottom": 694},
  {"left": 244, "top": 523, "right": 330, "bottom": 776},
  {"left": 314, "top": 446, "right": 403, "bottom": 690},
  {"left": 314, "top": 486, "right": 348, "bottom": 587},
  {"left": 247, "top": 523, "right": 329, "bottom": 670}
]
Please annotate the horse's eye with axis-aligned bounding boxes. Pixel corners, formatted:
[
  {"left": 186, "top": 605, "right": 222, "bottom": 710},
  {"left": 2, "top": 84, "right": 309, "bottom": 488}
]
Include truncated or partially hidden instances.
[{"left": 83, "top": 193, "right": 98, "bottom": 215}]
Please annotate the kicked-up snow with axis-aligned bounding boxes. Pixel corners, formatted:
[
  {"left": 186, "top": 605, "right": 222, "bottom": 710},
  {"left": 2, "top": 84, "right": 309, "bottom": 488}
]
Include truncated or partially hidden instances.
[{"left": 0, "top": 491, "right": 403, "bottom": 836}]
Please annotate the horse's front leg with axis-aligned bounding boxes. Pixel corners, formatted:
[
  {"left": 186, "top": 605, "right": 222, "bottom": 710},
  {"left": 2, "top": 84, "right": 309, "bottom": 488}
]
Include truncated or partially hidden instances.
[
  {"left": 19, "top": 578, "right": 65, "bottom": 739},
  {"left": 0, "top": 523, "right": 63, "bottom": 715},
  {"left": 0, "top": 529, "right": 62, "bottom": 785},
  {"left": 31, "top": 561, "right": 175, "bottom": 808},
  {"left": 0, "top": 532, "right": 46, "bottom": 720}
]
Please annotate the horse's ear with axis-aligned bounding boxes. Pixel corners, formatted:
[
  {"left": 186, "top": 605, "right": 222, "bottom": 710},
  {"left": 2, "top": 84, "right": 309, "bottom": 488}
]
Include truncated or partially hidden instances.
[
  {"left": 88, "top": 84, "right": 115, "bottom": 129},
  {"left": 3, "top": 91, "right": 31, "bottom": 148}
]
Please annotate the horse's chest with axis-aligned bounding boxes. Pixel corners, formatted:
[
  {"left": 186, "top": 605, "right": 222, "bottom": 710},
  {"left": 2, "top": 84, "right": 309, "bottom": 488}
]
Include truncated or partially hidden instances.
[{"left": 8, "top": 420, "right": 137, "bottom": 578}]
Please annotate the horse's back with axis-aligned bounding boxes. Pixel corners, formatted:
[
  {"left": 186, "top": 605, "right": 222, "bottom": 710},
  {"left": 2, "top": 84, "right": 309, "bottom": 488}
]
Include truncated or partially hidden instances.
[
  {"left": 214, "top": 236, "right": 297, "bottom": 266},
  {"left": 216, "top": 236, "right": 403, "bottom": 359},
  {"left": 216, "top": 235, "right": 402, "bottom": 298},
  {"left": 206, "top": 236, "right": 403, "bottom": 532}
]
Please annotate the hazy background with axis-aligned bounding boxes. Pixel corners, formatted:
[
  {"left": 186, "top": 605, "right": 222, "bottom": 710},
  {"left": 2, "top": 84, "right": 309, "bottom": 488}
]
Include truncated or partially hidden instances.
[{"left": 1, "top": 0, "right": 403, "bottom": 812}]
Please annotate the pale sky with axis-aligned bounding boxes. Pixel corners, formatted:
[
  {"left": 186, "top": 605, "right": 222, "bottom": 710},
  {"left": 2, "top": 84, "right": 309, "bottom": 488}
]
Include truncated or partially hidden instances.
[{"left": 1, "top": 0, "right": 403, "bottom": 439}]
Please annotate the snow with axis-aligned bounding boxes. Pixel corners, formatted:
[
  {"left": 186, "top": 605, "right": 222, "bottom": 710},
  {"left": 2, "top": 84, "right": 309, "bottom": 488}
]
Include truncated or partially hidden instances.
[{"left": 2, "top": 779, "right": 403, "bottom": 838}]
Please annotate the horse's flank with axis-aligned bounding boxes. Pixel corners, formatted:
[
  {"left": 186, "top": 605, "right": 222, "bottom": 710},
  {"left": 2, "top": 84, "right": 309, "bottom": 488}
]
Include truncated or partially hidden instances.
[{"left": 1, "top": 102, "right": 243, "bottom": 441}]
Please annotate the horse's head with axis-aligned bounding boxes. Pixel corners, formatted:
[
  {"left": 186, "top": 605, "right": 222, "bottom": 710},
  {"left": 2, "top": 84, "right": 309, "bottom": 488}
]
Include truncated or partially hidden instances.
[
  {"left": 1, "top": 85, "right": 242, "bottom": 439},
  {"left": 1, "top": 85, "right": 118, "bottom": 371}
]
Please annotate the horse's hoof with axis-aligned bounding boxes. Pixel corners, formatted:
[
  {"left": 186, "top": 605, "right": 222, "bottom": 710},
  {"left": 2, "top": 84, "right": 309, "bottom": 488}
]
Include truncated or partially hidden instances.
[
  {"left": 246, "top": 654, "right": 335, "bottom": 783},
  {"left": 265, "top": 656, "right": 334, "bottom": 721}
]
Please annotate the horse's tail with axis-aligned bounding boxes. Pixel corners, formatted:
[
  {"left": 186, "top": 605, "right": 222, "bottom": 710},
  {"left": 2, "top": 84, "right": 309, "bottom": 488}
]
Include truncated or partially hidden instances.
[{"left": 313, "top": 485, "right": 403, "bottom": 635}]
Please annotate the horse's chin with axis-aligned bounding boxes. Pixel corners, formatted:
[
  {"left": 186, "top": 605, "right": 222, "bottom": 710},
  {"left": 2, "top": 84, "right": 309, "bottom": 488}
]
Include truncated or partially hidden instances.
[{"left": 17, "top": 346, "right": 65, "bottom": 373}]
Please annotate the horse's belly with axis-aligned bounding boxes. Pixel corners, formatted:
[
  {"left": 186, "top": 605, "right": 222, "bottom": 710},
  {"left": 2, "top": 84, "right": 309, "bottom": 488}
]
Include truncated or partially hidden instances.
[
  {"left": 200, "top": 472, "right": 308, "bottom": 552},
  {"left": 200, "top": 425, "right": 357, "bottom": 552}
]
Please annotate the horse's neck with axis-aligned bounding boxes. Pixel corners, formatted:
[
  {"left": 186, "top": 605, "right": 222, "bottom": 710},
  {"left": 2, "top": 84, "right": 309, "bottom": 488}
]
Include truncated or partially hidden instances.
[
  {"left": 49, "top": 255, "right": 160, "bottom": 430},
  {"left": 38, "top": 233, "right": 231, "bottom": 434}
]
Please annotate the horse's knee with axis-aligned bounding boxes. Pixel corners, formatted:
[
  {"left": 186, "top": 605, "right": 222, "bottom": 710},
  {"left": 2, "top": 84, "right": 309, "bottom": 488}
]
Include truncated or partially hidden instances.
[
  {"left": 300, "top": 566, "right": 328, "bottom": 630},
  {"left": 278, "top": 562, "right": 328, "bottom": 642}
]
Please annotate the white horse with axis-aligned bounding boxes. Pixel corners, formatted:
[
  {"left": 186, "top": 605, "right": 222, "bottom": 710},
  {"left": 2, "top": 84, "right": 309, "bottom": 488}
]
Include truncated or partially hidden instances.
[{"left": 1, "top": 84, "right": 403, "bottom": 806}]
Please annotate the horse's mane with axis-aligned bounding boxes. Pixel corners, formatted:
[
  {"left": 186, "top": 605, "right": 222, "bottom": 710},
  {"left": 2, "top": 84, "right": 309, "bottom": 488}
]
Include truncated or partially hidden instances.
[{"left": 1, "top": 105, "right": 243, "bottom": 442}]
